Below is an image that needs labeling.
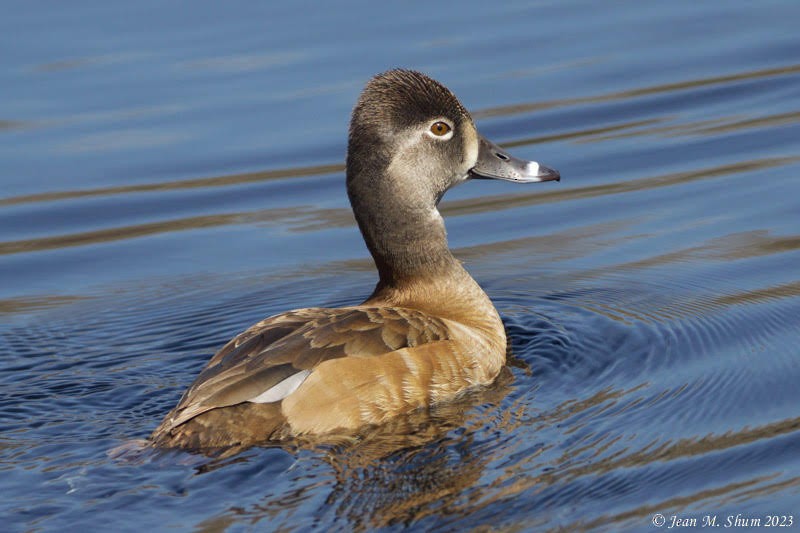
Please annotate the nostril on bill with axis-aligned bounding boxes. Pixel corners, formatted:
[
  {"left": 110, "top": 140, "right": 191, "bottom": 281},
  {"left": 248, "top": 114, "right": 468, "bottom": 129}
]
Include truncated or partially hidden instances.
[{"left": 495, "top": 152, "right": 509, "bottom": 160}]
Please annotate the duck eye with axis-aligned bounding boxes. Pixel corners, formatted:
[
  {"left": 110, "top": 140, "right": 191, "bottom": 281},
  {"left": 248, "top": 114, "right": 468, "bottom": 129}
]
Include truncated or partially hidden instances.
[{"left": 429, "top": 121, "right": 451, "bottom": 136}]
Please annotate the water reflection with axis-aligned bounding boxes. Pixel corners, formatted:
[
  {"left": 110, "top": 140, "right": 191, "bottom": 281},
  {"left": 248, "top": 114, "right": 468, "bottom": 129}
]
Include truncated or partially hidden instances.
[
  {"left": 0, "top": 295, "right": 89, "bottom": 315},
  {"left": 186, "top": 380, "right": 800, "bottom": 531},
  {"left": 474, "top": 63, "right": 800, "bottom": 119},
  {"left": 442, "top": 156, "right": 800, "bottom": 217},
  {"left": 5, "top": 62, "right": 796, "bottom": 210},
  {"left": 187, "top": 368, "right": 516, "bottom": 529},
  {"left": 0, "top": 163, "right": 343, "bottom": 207},
  {"left": 558, "top": 474, "right": 800, "bottom": 531},
  {"left": 587, "top": 110, "right": 800, "bottom": 143},
  {"left": 4, "top": 156, "right": 795, "bottom": 257}
]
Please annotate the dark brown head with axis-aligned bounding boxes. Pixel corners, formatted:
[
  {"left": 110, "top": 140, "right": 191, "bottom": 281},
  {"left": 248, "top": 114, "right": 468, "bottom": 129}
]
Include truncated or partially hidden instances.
[
  {"left": 347, "top": 69, "right": 480, "bottom": 208},
  {"left": 345, "top": 69, "right": 559, "bottom": 284}
]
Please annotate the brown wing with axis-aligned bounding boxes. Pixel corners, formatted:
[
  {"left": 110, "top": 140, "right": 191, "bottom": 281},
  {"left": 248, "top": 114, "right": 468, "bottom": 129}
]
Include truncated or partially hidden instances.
[{"left": 159, "top": 306, "right": 451, "bottom": 431}]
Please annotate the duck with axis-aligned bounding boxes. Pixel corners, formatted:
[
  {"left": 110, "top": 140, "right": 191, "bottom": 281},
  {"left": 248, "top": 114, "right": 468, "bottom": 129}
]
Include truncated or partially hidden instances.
[{"left": 150, "top": 69, "right": 559, "bottom": 451}]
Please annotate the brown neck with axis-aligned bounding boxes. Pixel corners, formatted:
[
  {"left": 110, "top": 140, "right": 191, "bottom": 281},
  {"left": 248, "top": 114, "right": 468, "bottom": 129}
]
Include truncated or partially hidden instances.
[
  {"left": 359, "top": 206, "right": 459, "bottom": 287},
  {"left": 346, "top": 145, "right": 501, "bottom": 332},
  {"left": 352, "top": 200, "right": 499, "bottom": 329},
  {"left": 364, "top": 264, "right": 504, "bottom": 344},
  {"left": 347, "top": 151, "right": 460, "bottom": 287}
]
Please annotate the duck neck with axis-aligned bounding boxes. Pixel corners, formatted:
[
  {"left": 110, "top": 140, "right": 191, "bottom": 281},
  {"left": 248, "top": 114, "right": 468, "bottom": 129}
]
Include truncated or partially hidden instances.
[
  {"left": 348, "top": 176, "right": 500, "bottom": 332},
  {"left": 352, "top": 194, "right": 460, "bottom": 288},
  {"left": 360, "top": 211, "right": 501, "bottom": 333}
]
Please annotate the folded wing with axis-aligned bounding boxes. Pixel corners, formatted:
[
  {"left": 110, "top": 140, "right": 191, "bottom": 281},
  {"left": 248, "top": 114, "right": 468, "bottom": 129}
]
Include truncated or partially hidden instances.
[{"left": 156, "top": 306, "right": 452, "bottom": 433}]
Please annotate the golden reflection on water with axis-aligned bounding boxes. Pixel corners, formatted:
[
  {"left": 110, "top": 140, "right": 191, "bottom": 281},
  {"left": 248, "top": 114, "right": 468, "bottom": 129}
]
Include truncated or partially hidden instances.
[
  {"left": 564, "top": 229, "right": 800, "bottom": 324},
  {"left": 691, "top": 110, "right": 800, "bottom": 135},
  {"left": 189, "top": 381, "right": 800, "bottom": 530},
  {"left": 473, "top": 63, "right": 800, "bottom": 119},
  {"left": 0, "top": 295, "right": 90, "bottom": 315},
  {"left": 263, "top": 386, "right": 798, "bottom": 530},
  {"left": 0, "top": 163, "right": 344, "bottom": 207},
  {"left": 4, "top": 62, "right": 797, "bottom": 211},
  {"left": 585, "top": 110, "right": 800, "bottom": 144},
  {"left": 241, "top": 366, "right": 800, "bottom": 529},
  {"left": 190, "top": 368, "right": 518, "bottom": 530},
  {"left": 441, "top": 156, "right": 800, "bottom": 217},
  {"left": 347, "top": 384, "right": 800, "bottom": 532},
  {"left": 3, "top": 156, "right": 796, "bottom": 257},
  {"left": 0, "top": 207, "right": 349, "bottom": 256},
  {"left": 502, "top": 117, "right": 665, "bottom": 148},
  {"left": 0, "top": 119, "right": 26, "bottom": 131},
  {"left": 711, "top": 280, "right": 800, "bottom": 307}
]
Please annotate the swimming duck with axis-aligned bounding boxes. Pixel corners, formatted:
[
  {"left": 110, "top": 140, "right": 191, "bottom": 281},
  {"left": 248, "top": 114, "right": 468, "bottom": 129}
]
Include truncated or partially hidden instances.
[{"left": 151, "top": 69, "right": 559, "bottom": 450}]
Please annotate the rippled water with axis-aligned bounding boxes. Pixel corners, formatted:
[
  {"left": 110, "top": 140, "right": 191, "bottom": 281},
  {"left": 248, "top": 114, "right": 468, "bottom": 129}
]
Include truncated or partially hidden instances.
[{"left": 2, "top": 1, "right": 800, "bottom": 531}]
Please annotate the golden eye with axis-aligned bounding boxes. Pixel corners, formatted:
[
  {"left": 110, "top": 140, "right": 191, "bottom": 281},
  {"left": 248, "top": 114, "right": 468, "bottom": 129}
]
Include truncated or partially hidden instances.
[{"left": 429, "top": 121, "right": 451, "bottom": 136}]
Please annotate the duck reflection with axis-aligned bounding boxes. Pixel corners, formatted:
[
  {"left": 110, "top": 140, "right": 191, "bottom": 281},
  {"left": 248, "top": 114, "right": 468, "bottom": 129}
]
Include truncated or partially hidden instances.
[
  {"left": 189, "top": 365, "right": 518, "bottom": 530},
  {"left": 318, "top": 367, "right": 515, "bottom": 528}
]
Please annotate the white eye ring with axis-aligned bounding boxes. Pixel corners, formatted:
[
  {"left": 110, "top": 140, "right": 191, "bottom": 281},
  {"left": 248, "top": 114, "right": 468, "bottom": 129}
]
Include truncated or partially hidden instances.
[{"left": 425, "top": 119, "right": 454, "bottom": 141}]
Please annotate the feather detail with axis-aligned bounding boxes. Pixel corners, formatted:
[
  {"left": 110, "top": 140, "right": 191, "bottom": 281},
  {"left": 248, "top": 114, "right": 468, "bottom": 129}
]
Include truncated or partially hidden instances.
[{"left": 151, "top": 305, "right": 455, "bottom": 440}]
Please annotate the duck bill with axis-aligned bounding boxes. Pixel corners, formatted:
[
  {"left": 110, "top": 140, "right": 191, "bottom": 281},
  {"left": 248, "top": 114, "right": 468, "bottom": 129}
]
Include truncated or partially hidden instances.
[{"left": 469, "top": 136, "right": 560, "bottom": 183}]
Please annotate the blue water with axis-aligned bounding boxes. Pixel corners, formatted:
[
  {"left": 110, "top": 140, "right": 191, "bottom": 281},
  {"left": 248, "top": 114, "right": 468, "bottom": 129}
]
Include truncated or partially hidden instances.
[{"left": 2, "top": 1, "right": 800, "bottom": 531}]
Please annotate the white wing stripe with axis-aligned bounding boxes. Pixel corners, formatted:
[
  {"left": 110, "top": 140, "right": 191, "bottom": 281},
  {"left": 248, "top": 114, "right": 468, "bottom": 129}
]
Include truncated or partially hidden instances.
[{"left": 247, "top": 370, "right": 311, "bottom": 404}]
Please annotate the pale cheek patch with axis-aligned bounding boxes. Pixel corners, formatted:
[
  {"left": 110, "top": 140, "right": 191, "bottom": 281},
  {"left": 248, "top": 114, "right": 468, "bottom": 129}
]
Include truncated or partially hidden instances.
[
  {"left": 248, "top": 370, "right": 311, "bottom": 403},
  {"left": 464, "top": 131, "right": 479, "bottom": 168}
]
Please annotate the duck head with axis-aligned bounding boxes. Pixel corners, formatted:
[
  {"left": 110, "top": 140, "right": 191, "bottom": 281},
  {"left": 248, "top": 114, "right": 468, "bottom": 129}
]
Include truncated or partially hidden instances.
[{"left": 346, "top": 69, "right": 559, "bottom": 285}]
